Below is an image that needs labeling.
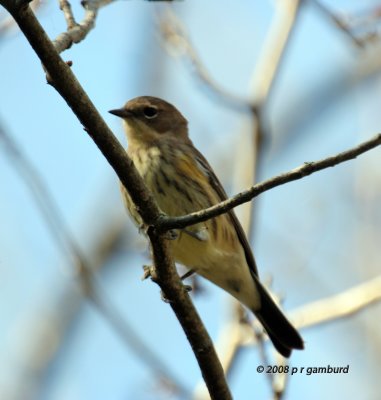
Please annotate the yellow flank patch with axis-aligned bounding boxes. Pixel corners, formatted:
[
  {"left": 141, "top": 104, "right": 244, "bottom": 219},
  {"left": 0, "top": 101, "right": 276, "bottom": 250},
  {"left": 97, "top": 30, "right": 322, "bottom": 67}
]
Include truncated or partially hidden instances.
[{"left": 177, "top": 154, "right": 206, "bottom": 182}]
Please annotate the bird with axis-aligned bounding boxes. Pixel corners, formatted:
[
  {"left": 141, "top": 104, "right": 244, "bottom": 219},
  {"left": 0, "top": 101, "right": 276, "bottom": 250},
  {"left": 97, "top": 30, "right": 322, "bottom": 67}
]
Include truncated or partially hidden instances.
[{"left": 109, "top": 96, "right": 304, "bottom": 357}]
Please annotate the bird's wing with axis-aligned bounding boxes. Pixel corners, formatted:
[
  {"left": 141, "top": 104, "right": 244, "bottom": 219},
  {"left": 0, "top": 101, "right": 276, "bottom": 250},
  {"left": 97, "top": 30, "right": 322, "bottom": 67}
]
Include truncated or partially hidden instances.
[{"left": 193, "top": 150, "right": 259, "bottom": 277}]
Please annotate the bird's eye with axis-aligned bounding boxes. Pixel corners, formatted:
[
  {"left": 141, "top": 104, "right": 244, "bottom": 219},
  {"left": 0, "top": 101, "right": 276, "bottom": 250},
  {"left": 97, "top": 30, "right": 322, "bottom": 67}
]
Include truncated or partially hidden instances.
[{"left": 143, "top": 106, "right": 158, "bottom": 119}]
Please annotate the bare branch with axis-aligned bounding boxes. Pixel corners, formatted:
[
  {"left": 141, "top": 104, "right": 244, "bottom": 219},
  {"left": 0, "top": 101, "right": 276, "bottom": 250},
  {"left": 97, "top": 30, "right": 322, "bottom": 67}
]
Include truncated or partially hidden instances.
[
  {"left": 0, "top": 2, "right": 231, "bottom": 398},
  {"left": 346, "top": 6, "right": 381, "bottom": 30},
  {"left": 158, "top": 133, "right": 381, "bottom": 231},
  {"left": 250, "top": 0, "right": 302, "bottom": 106},
  {"left": 58, "top": 0, "right": 76, "bottom": 29},
  {"left": 148, "top": 232, "right": 232, "bottom": 400},
  {"left": 271, "top": 354, "right": 288, "bottom": 400},
  {"left": 54, "top": 0, "right": 113, "bottom": 53},
  {"left": 289, "top": 275, "right": 381, "bottom": 329}
]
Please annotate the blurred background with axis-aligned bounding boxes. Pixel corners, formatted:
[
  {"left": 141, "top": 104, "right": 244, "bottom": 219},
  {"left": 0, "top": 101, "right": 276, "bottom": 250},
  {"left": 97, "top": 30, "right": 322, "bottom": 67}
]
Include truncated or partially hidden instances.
[{"left": 1, "top": 0, "right": 381, "bottom": 399}]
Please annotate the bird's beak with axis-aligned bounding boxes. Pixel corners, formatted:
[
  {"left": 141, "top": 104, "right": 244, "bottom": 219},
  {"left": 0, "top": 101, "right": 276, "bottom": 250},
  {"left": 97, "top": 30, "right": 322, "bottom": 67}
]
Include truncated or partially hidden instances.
[{"left": 108, "top": 108, "right": 132, "bottom": 119}]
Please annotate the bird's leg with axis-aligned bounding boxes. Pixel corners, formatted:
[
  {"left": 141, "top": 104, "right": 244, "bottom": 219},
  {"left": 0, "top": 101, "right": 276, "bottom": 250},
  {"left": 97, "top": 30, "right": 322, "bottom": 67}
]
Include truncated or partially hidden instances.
[
  {"left": 179, "top": 269, "right": 196, "bottom": 293},
  {"left": 141, "top": 265, "right": 157, "bottom": 281},
  {"left": 138, "top": 223, "right": 150, "bottom": 236},
  {"left": 180, "top": 269, "right": 196, "bottom": 281}
]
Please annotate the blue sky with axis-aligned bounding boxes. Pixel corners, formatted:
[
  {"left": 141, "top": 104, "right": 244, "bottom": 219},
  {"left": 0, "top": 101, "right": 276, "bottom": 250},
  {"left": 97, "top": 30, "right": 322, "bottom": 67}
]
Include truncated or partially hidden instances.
[{"left": 1, "top": 1, "right": 381, "bottom": 399}]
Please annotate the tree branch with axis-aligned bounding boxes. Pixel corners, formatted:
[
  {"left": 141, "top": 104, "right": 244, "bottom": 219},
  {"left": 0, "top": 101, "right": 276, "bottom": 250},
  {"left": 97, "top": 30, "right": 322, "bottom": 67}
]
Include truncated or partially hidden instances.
[
  {"left": 157, "top": 133, "right": 381, "bottom": 231},
  {"left": 0, "top": 2, "right": 231, "bottom": 398},
  {"left": 288, "top": 275, "right": 381, "bottom": 329},
  {"left": 249, "top": 0, "right": 302, "bottom": 107},
  {"left": 54, "top": 0, "right": 112, "bottom": 53},
  {"left": 58, "top": 0, "right": 76, "bottom": 29},
  {"left": 148, "top": 231, "right": 232, "bottom": 400}
]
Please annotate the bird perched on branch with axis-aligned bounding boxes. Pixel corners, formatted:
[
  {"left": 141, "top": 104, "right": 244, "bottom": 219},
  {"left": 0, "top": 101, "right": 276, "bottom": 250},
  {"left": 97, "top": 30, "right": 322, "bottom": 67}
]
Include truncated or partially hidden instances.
[{"left": 110, "top": 96, "right": 304, "bottom": 357}]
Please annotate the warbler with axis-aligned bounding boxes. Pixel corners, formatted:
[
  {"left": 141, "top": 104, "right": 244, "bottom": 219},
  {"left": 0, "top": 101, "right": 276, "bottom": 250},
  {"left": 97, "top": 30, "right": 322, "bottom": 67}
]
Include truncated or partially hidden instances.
[{"left": 109, "top": 96, "right": 304, "bottom": 357}]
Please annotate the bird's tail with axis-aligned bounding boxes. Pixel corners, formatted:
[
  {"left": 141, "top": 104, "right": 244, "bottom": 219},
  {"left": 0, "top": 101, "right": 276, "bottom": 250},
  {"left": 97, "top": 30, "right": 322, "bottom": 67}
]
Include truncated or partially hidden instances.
[{"left": 253, "top": 279, "right": 304, "bottom": 358}]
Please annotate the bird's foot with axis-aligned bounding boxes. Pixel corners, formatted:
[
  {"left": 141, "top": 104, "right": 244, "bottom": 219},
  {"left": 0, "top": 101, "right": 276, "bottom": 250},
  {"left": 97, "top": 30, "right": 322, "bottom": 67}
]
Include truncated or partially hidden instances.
[
  {"left": 166, "top": 229, "right": 179, "bottom": 240},
  {"left": 141, "top": 265, "right": 157, "bottom": 281}
]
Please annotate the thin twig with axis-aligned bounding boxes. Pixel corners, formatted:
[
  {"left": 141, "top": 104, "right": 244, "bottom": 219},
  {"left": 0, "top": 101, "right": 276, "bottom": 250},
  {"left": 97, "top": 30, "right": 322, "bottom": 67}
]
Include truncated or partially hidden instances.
[
  {"left": 345, "top": 5, "right": 381, "bottom": 29},
  {"left": 54, "top": 0, "right": 113, "bottom": 53},
  {"left": 308, "top": 0, "right": 377, "bottom": 48},
  {"left": 59, "top": 0, "right": 76, "bottom": 29},
  {"left": 271, "top": 355, "right": 288, "bottom": 400},
  {"left": 157, "top": 133, "right": 381, "bottom": 231}
]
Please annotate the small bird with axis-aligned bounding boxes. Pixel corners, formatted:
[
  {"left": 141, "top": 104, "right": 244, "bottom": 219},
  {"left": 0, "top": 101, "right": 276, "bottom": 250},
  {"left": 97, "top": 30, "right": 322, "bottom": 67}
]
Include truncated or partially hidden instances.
[{"left": 109, "top": 96, "right": 304, "bottom": 357}]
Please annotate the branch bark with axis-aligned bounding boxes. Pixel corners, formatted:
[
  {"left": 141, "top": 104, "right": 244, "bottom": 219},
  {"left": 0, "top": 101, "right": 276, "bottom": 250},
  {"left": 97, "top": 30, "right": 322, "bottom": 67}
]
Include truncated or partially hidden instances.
[
  {"left": 157, "top": 133, "right": 381, "bottom": 231},
  {"left": 148, "top": 232, "right": 232, "bottom": 400},
  {"left": 0, "top": 2, "right": 231, "bottom": 398}
]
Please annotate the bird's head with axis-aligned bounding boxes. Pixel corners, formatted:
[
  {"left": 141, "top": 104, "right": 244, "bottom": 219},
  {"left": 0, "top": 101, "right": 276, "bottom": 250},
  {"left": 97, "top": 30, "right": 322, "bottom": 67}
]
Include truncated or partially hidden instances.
[{"left": 109, "top": 96, "right": 189, "bottom": 145}]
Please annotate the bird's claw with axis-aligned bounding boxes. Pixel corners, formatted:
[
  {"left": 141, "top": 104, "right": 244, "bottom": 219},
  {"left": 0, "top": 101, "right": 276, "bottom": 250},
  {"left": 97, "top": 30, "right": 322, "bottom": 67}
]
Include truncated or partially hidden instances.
[
  {"left": 183, "top": 284, "right": 192, "bottom": 292},
  {"left": 141, "top": 265, "right": 157, "bottom": 281},
  {"left": 138, "top": 223, "right": 149, "bottom": 235},
  {"left": 167, "top": 229, "right": 179, "bottom": 240}
]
